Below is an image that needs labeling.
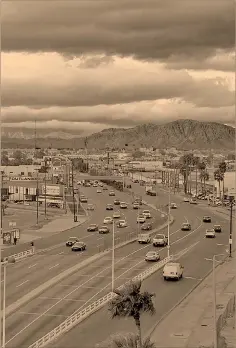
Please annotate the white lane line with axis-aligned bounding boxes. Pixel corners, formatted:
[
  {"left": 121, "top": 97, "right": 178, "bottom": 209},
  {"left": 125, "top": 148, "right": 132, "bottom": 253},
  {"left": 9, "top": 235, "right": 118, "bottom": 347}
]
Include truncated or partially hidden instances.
[
  {"left": 28, "top": 264, "right": 37, "bottom": 269},
  {"left": 185, "top": 276, "right": 203, "bottom": 281},
  {"left": 57, "top": 252, "right": 64, "bottom": 255},
  {"left": 18, "top": 311, "right": 68, "bottom": 318},
  {"left": 48, "top": 264, "right": 59, "bottom": 270},
  {"left": 39, "top": 296, "right": 85, "bottom": 302},
  {"left": 6, "top": 217, "right": 201, "bottom": 345},
  {"left": 16, "top": 280, "right": 29, "bottom": 288}
]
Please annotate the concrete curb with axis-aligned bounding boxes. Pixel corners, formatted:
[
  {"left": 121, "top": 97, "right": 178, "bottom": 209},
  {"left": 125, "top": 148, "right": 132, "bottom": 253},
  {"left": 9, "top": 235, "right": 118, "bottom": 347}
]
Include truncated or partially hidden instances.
[{"left": 146, "top": 254, "right": 231, "bottom": 340}]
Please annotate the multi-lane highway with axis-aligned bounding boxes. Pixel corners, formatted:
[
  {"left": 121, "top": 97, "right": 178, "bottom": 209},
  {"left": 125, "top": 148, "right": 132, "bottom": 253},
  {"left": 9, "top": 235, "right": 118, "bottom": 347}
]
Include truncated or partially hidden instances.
[{"left": 3, "top": 179, "right": 232, "bottom": 348}]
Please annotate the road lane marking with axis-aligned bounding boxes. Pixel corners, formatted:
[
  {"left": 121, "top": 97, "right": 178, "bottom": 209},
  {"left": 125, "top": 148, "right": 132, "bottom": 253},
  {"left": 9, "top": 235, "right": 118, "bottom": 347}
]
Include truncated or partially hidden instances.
[
  {"left": 39, "top": 296, "right": 85, "bottom": 302},
  {"left": 48, "top": 264, "right": 59, "bottom": 270},
  {"left": 6, "top": 214, "right": 201, "bottom": 344},
  {"left": 16, "top": 280, "right": 29, "bottom": 288},
  {"left": 18, "top": 311, "right": 69, "bottom": 318},
  {"left": 57, "top": 252, "right": 64, "bottom": 255},
  {"left": 185, "top": 276, "right": 203, "bottom": 280},
  {"left": 28, "top": 264, "right": 37, "bottom": 269}
]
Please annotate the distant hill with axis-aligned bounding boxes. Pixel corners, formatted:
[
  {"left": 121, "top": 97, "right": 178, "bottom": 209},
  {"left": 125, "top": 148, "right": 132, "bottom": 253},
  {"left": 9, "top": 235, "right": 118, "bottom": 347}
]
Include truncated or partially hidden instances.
[{"left": 2, "top": 120, "right": 235, "bottom": 150}]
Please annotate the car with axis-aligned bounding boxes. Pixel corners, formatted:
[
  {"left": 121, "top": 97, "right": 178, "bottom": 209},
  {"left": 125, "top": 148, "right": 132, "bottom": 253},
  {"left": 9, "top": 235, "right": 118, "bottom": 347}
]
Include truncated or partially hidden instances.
[
  {"left": 113, "top": 211, "right": 121, "bottom": 218},
  {"left": 106, "top": 204, "right": 114, "bottom": 211},
  {"left": 80, "top": 196, "right": 88, "bottom": 203},
  {"left": 181, "top": 222, "right": 191, "bottom": 231},
  {"left": 97, "top": 189, "right": 102, "bottom": 193},
  {"left": 87, "top": 204, "right": 95, "bottom": 211},
  {"left": 114, "top": 199, "right": 120, "bottom": 205},
  {"left": 146, "top": 190, "right": 156, "bottom": 196},
  {"left": 103, "top": 217, "right": 113, "bottom": 224},
  {"left": 87, "top": 224, "right": 98, "bottom": 232},
  {"left": 133, "top": 179, "right": 139, "bottom": 183},
  {"left": 109, "top": 191, "right": 115, "bottom": 196},
  {"left": 117, "top": 220, "right": 127, "bottom": 228},
  {"left": 163, "top": 262, "right": 184, "bottom": 280},
  {"left": 203, "top": 216, "right": 212, "bottom": 223},
  {"left": 133, "top": 198, "right": 142, "bottom": 206},
  {"left": 84, "top": 182, "right": 91, "bottom": 187},
  {"left": 141, "top": 223, "right": 152, "bottom": 231},
  {"left": 66, "top": 237, "right": 79, "bottom": 246},
  {"left": 138, "top": 233, "right": 151, "bottom": 243},
  {"left": 142, "top": 210, "right": 152, "bottom": 218},
  {"left": 170, "top": 203, "right": 177, "bottom": 209},
  {"left": 145, "top": 251, "right": 160, "bottom": 262},
  {"left": 103, "top": 186, "right": 108, "bottom": 190},
  {"left": 190, "top": 198, "right": 198, "bottom": 204},
  {"left": 183, "top": 197, "right": 190, "bottom": 202},
  {"left": 205, "top": 229, "right": 216, "bottom": 238},
  {"left": 214, "top": 224, "right": 222, "bottom": 233},
  {"left": 133, "top": 202, "right": 140, "bottom": 209},
  {"left": 98, "top": 226, "right": 110, "bottom": 234},
  {"left": 98, "top": 182, "right": 103, "bottom": 187},
  {"left": 71, "top": 241, "right": 86, "bottom": 251},
  {"left": 153, "top": 234, "right": 168, "bottom": 247},
  {"left": 137, "top": 214, "right": 146, "bottom": 223},
  {"left": 120, "top": 202, "right": 128, "bottom": 209},
  {"left": 93, "top": 183, "right": 98, "bottom": 187}
]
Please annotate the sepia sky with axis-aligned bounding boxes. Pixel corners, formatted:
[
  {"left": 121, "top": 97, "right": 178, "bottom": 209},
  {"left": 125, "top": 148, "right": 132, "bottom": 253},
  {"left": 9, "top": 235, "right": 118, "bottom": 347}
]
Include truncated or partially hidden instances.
[{"left": 2, "top": 0, "right": 235, "bottom": 135}]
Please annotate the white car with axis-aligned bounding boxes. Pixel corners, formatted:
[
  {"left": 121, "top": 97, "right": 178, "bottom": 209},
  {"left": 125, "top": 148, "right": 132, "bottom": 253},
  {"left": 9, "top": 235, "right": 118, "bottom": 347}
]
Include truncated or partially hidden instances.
[
  {"left": 87, "top": 204, "right": 95, "bottom": 211},
  {"left": 163, "top": 262, "right": 184, "bottom": 280},
  {"left": 170, "top": 203, "right": 177, "bottom": 209},
  {"left": 153, "top": 234, "right": 168, "bottom": 247},
  {"left": 103, "top": 217, "right": 113, "bottom": 224},
  {"left": 137, "top": 214, "right": 146, "bottom": 223},
  {"left": 97, "top": 189, "right": 102, "bottom": 193},
  {"left": 190, "top": 199, "right": 197, "bottom": 204},
  {"left": 142, "top": 210, "right": 151, "bottom": 218},
  {"left": 145, "top": 251, "right": 160, "bottom": 262},
  {"left": 205, "top": 229, "right": 216, "bottom": 238},
  {"left": 117, "top": 219, "right": 127, "bottom": 228},
  {"left": 120, "top": 202, "right": 128, "bottom": 209},
  {"left": 113, "top": 211, "right": 121, "bottom": 219},
  {"left": 183, "top": 197, "right": 190, "bottom": 202},
  {"left": 93, "top": 183, "right": 98, "bottom": 187}
]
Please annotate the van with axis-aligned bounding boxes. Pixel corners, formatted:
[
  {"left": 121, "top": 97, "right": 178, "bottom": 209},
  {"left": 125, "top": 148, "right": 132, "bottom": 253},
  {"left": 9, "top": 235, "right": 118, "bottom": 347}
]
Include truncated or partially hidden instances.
[
  {"left": 138, "top": 233, "right": 151, "bottom": 244},
  {"left": 163, "top": 262, "right": 184, "bottom": 280}
]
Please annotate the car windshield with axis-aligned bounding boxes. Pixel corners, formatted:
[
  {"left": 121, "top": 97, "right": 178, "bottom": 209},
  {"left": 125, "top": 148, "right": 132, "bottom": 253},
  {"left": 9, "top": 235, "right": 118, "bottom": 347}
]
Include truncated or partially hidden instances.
[
  {"left": 105, "top": 217, "right": 111, "bottom": 220},
  {"left": 183, "top": 223, "right": 189, "bottom": 226},
  {"left": 101, "top": 226, "right": 107, "bottom": 229},
  {"left": 147, "top": 252, "right": 156, "bottom": 256},
  {"left": 214, "top": 225, "right": 220, "bottom": 228},
  {"left": 119, "top": 220, "right": 125, "bottom": 223},
  {"left": 155, "top": 234, "right": 164, "bottom": 239},
  {"left": 90, "top": 224, "right": 97, "bottom": 227},
  {"left": 74, "top": 242, "right": 83, "bottom": 246},
  {"left": 69, "top": 237, "right": 77, "bottom": 240},
  {"left": 143, "top": 210, "right": 150, "bottom": 213}
]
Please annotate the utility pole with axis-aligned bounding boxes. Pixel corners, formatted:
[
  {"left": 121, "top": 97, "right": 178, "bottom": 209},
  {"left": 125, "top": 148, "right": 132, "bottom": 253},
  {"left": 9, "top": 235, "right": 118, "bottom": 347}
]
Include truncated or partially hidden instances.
[
  {"left": 36, "top": 170, "right": 39, "bottom": 224},
  {"left": 229, "top": 196, "right": 233, "bottom": 257},
  {"left": 44, "top": 158, "right": 47, "bottom": 219},
  {"left": 71, "top": 160, "right": 77, "bottom": 222}
]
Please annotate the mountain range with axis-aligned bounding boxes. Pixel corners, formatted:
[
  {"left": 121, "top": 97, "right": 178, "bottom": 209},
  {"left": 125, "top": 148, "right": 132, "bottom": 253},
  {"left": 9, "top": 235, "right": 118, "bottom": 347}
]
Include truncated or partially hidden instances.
[{"left": 2, "top": 119, "right": 235, "bottom": 150}]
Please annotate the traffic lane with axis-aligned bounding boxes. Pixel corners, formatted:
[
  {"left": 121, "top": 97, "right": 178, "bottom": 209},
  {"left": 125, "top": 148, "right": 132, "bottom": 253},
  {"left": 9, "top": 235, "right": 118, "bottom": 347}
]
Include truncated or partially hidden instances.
[
  {"left": 5, "top": 223, "right": 201, "bottom": 348},
  {"left": 48, "top": 225, "right": 230, "bottom": 348},
  {"left": 1, "top": 184, "right": 142, "bottom": 257},
  {"left": 5, "top": 214, "right": 207, "bottom": 348},
  {"left": 3, "top": 202, "right": 162, "bottom": 307}
]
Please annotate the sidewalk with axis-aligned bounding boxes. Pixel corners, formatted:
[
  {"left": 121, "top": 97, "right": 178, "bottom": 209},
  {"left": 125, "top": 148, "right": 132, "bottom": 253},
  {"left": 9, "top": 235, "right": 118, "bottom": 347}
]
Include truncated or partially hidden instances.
[{"left": 150, "top": 256, "right": 235, "bottom": 348}]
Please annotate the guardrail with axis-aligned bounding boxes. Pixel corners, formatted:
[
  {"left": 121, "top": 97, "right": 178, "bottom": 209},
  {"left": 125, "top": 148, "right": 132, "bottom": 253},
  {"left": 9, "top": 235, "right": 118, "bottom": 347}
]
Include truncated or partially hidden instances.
[
  {"left": 3, "top": 249, "right": 33, "bottom": 262},
  {"left": 28, "top": 255, "right": 173, "bottom": 348}
]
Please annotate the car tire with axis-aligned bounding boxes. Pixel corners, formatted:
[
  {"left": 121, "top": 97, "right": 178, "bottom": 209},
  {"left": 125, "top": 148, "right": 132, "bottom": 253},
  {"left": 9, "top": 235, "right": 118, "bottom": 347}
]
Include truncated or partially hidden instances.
[{"left": 164, "top": 277, "right": 167, "bottom": 281}]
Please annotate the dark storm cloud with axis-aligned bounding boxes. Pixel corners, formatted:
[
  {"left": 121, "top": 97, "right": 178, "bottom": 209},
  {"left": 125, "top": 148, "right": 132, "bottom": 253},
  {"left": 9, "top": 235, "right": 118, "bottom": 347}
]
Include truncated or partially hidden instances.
[
  {"left": 2, "top": 0, "right": 234, "bottom": 63},
  {"left": 2, "top": 70, "right": 234, "bottom": 108}
]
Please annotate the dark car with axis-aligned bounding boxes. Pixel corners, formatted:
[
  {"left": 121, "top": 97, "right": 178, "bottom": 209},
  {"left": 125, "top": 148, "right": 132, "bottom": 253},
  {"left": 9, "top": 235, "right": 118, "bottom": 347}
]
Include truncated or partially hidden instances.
[
  {"left": 141, "top": 223, "right": 152, "bottom": 231},
  {"left": 133, "top": 179, "right": 139, "bottom": 183},
  {"left": 80, "top": 196, "right": 88, "bottom": 203},
  {"left": 203, "top": 216, "right": 211, "bottom": 223},
  {"left": 71, "top": 242, "right": 86, "bottom": 251},
  {"left": 106, "top": 204, "right": 114, "bottom": 210},
  {"left": 87, "top": 224, "right": 98, "bottom": 232},
  {"left": 109, "top": 191, "right": 115, "bottom": 196},
  {"left": 98, "top": 226, "right": 110, "bottom": 234},
  {"left": 214, "top": 224, "right": 222, "bottom": 232},
  {"left": 114, "top": 199, "right": 120, "bottom": 205},
  {"left": 66, "top": 237, "right": 79, "bottom": 246},
  {"left": 181, "top": 223, "right": 191, "bottom": 231},
  {"left": 146, "top": 190, "right": 156, "bottom": 196}
]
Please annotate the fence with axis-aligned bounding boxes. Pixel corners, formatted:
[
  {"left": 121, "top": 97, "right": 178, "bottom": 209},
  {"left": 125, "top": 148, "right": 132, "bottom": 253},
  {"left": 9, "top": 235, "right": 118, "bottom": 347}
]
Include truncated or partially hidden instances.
[
  {"left": 28, "top": 255, "right": 173, "bottom": 348},
  {"left": 3, "top": 249, "right": 33, "bottom": 262}
]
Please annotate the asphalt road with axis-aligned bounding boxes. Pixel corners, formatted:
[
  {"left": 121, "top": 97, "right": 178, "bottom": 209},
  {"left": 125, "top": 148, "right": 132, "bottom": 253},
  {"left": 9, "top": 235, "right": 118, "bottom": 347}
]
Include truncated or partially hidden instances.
[
  {"left": 4, "top": 182, "right": 231, "bottom": 348},
  {"left": 2, "top": 184, "right": 163, "bottom": 309}
]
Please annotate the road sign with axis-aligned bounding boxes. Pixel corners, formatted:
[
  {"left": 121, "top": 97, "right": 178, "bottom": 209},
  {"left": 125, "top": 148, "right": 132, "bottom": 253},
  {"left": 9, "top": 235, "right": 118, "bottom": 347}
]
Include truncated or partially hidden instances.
[
  {"left": 13, "top": 228, "right": 20, "bottom": 239},
  {"left": 9, "top": 221, "right": 16, "bottom": 228},
  {"left": 228, "top": 188, "right": 236, "bottom": 197},
  {"left": 3, "top": 232, "right": 12, "bottom": 245}
]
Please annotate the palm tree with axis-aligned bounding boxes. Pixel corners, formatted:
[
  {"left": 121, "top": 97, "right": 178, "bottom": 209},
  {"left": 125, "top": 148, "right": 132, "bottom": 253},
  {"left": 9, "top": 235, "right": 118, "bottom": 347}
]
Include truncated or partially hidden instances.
[
  {"left": 198, "top": 162, "right": 206, "bottom": 193},
  {"left": 96, "top": 333, "right": 156, "bottom": 348},
  {"left": 179, "top": 153, "right": 195, "bottom": 194},
  {"left": 108, "top": 280, "right": 155, "bottom": 348},
  {"left": 199, "top": 170, "right": 209, "bottom": 194},
  {"left": 219, "top": 161, "right": 227, "bottom": 199},
  {"left": 214, "top": 169, "right": 224, "bottom": 199}
]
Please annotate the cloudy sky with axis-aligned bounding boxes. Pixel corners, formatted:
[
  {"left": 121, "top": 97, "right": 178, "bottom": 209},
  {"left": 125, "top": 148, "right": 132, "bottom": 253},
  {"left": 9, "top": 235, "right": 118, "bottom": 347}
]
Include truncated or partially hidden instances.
[{"left": 2, "top": 0, "right": 235, "bottom": 135}]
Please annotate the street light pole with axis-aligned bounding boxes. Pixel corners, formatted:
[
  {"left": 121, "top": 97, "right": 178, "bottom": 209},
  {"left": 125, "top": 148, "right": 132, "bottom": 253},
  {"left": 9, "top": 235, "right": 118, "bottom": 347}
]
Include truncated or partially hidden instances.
[
  {"left": 112, "top": 220, "right": 115, "bottom": 292},
  {"left": 229, "top": 197, "right": 233, "bottom": 257},
  {"left": 2, "top": 264, "right": 6, "bottom": 348},
  {"left": 167, "top": 178, "right": 171, "bottom": 257},
  {"left": 36, "top": 170, "right": 39, "bottom": 225},
  {"left": 44, "top": 159, "right": 47, "bottom": 219},
  {"left": 71, "top": 160, "right": 77, "bottom": 222}
]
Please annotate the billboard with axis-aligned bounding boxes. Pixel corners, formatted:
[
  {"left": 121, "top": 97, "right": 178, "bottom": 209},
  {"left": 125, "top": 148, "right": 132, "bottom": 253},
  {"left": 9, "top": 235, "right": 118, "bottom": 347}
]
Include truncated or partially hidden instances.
[
  {"left": 228, "top": 187, "right": 236, "bottom": 198},
  {"left": 41, "top": 184, "right": 61, "bottom": 196}
]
